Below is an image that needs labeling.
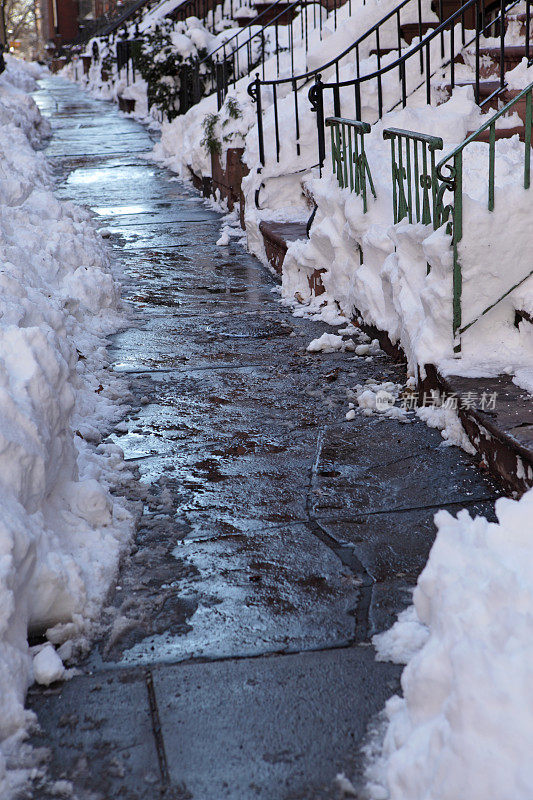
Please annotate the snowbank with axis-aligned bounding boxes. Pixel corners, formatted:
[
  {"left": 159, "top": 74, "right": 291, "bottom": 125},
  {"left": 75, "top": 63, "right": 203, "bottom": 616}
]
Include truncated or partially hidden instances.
[
  {"left": 279, "top": 82, "right": 533, "bottom": 383},
  {"left": 0, "top": 59, "right": 135, "bottom": 797},
  {"left": 369, "top": 487, "right": 533, "bottom": 800}
]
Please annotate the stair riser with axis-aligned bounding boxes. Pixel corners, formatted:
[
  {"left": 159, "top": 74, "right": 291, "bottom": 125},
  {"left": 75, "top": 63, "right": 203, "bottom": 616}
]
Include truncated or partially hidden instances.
[
  {"left": 400, "top": 22, "right": 438, "bottom": 44},
  {"left": 421, "top": 366, "right": 533, "bottom": 496},
  {"left": 118, "top": 97, "right": 136, "bottom": 113},
  {"left": 251, "top": 3, "right": 296, "bottom": 24},
  {"left": 480, "top": 53, "right": 524, "bottom": 78},
  {"left": 432, "top": 0, "right": 504, "bottom": 26},
  {"left": 320, "top": 0, "right": 350, "bottom": 10},
  {"left": 503, "top": 91, "right": 529, "bottom": 128},
  {"left": 433, "top": 0, "right": 477, "bottom": 28},
  {"left": 308, "top": 269, "right": 326, "bottom": 296},
  {"left": 460, "top": 414, "right": 533, "bottom": 495},
  {"left": 467, "top": 92, "right": 530, "bottom": 141},
  {"left": 468, "top": 126, "right": 525, "bottom": 142}
]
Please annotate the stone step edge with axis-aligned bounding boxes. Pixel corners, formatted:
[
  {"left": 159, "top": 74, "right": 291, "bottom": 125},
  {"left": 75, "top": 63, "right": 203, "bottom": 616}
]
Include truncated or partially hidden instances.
[{"left": 420, "top": 365, "right": 533, "bottom": 496}]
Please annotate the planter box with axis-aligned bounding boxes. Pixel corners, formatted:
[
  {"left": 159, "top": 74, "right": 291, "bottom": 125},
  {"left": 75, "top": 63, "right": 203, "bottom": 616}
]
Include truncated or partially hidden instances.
[
  {"left": 50, "top": 57, "right": 67, "bottom": 73},
  {"left": 211, "top": 147, "right": 249, "bottom": 211},
  {"left": 118, "top": 96, "right": 136, "bottom": 113}
]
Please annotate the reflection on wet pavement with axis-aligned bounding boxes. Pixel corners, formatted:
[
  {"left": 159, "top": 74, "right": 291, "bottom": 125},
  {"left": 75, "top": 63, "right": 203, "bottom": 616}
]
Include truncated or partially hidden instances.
[{"left": 27, "top": 77, "right": 501, "bottom": 800}]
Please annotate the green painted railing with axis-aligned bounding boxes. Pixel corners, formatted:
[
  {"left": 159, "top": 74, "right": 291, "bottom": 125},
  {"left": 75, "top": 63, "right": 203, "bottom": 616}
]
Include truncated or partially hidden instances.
[
  {"left": 382, "top": 128, "right": 443, "bottom": 230},
  {"left": 326, "top": 86, "right": 533, "bottom": 356},
  {"left": 325, "top": 117, "right": 376, "bottom": 212},
  {"left": 435, "top": 82, "right": 533, "bottom": 353}
]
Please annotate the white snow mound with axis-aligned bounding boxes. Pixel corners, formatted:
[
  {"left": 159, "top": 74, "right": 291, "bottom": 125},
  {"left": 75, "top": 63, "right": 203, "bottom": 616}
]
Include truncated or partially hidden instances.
[
  {"left": 32, "top": 646, "right": 65, "bottom": 687},
  {"left": 369, "top": 488, "right": 533, "bottom": 800},
  {"left": 0, "top": 58, "right": 135, "bottom": 797}
]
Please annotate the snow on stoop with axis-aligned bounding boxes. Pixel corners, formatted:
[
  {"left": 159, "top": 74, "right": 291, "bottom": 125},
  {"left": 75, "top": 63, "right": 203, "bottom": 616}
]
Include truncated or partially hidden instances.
[{"left": 420, "top": 367, "right": 533, "bottom": 495}]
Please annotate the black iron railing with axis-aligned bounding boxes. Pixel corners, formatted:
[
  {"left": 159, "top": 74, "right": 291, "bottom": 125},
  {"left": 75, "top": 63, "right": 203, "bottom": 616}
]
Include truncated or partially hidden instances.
[
  {"left": 116, "top": 37, "right": 143, "bottom": 82},
  {"left": 185, "top": 0, "right": 347, "bottom": 113},
  {"left": 248, "top": 0, "right": 433, "bottom": 164},
  {"left": 309, "top": 0, "right": 526, "bottom": 168},
  {"left": 250, "top": 0, "right": 529, "bottom": 166},
  {"left": 91, "top": 0, "right": 154, "bottom": 40}
]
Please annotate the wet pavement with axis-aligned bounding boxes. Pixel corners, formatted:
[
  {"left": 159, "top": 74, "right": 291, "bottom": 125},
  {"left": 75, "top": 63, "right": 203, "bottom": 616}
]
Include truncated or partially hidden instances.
[{"left": 27, "top": 77, "right": 501, "bottom": 800}]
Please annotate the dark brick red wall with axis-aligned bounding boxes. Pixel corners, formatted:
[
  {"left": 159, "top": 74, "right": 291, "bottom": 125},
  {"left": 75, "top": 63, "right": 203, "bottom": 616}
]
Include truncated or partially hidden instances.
[{"left": 44, "top": 0, "right": 79, "bottom": 44}]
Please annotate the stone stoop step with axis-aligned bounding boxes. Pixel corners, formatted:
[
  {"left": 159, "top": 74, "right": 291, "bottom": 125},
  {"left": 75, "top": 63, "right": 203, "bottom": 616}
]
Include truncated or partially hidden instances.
[
  {"left": 259, "top": 219, "right": 326, "bottom": 295},
  {"left": 422, "top": 368, "right": 533, "bottom": 495}
]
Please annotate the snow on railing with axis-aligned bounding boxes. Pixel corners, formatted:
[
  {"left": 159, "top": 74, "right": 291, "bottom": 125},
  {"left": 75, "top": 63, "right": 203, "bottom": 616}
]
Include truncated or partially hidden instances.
[
  {"left": 324, "top": 83, "right": 533, "bottom": 355},
  {"left": 435, "top": 81, "right": 533, "bottom": 352}
]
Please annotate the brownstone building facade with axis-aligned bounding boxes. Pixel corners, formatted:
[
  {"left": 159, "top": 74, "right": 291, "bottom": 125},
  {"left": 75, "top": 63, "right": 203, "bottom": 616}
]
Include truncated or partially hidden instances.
[{"left": 41, "top": 0, "right": 80, "bottom": 46}]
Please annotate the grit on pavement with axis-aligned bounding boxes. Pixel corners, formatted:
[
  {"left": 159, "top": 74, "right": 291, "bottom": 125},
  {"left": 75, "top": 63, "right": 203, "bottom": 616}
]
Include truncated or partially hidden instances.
[{"left": 27, "top": 76, "right": 501, "bottom": 800}]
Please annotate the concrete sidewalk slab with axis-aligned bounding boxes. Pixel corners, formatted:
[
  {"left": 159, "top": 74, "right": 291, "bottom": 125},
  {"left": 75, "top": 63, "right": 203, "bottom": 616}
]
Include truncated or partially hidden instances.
[
  {"left": 27, "top": 76, "right": 502, "bottom": 800},
  {"left": 152, "top": 647, "right": 400, "bottom": 800},
  {"left": 29, "top": 669, "right": 162, "bottom": 799}
]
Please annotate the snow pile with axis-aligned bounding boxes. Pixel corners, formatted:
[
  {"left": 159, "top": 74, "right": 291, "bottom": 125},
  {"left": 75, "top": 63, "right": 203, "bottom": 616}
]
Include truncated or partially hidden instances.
[
  {"left": 2, "top": 55, "right": 48, "bottom": 92},
  {"left": 32, "top": 645, "right": 66, "bottom": 687},
  {"left": 306, "top": 332, "right": 354, "bottom": 352},
  {"left": 279, "top": 80, "right": 533, "bottom": 383},
  {"left": 346, "top": 379, "right": 410, "bottom": 421},
  {"left": 0, "top": 56, "right": 50, "bottom": 146},
  {"left": 369, "top": 488, "right": 533, "bottom": 800},
  {"left": 0, "top": 59, "right": 134, "bottom": 797},
  {"left": 416, "top": 404, "right": 476, "bottom": 453}
]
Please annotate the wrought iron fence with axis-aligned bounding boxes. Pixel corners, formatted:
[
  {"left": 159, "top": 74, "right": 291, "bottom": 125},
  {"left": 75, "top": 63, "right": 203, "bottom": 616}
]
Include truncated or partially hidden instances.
[
  {"left": 250, "top": 0, "right": 531, "bottom": 167},
  {"left": 187, "top": 0, "right": 342, "bottom": 114},
  {"left": 116, "top": 37, "right": 143, "bottom": 83},
  {"left": 382, "top": 127, "right": 443, "bottom": 226},
  {"left": 434, "top": 82, "right": 533, "bottom": 351},
  {"left": 310, "top": 0, "right": 530, "bottom": 168},
  {"left": 326, "top": 117, "right": 375, "bottom": 210},
  {"left": 249, "top": 0, "right": 417, "bottom": 165}
]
